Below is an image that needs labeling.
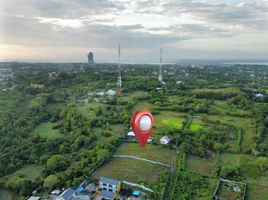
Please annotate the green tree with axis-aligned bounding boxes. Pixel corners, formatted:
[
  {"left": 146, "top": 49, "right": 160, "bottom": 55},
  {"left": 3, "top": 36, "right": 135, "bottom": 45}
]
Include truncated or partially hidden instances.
[
  {"left": 46, "top": 155, "right": 70, "bottom": 172},
  {"left": 44, "top": 174, "right": 59, "bottom": 191}
]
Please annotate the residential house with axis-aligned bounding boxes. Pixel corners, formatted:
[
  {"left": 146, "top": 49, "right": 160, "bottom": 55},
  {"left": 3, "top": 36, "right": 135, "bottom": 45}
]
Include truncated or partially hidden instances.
[
  {"left": 56, "top": 188, "right": 76, "bottom": 200},
  {"left": 160, "top": 136, "right": 170, "bottom": 145},
  {"left": 127, "top": 131, "right": 135, "bottom": 140},
  {"left": 99, "top": 176, "right": 121, "bottom": 200}
]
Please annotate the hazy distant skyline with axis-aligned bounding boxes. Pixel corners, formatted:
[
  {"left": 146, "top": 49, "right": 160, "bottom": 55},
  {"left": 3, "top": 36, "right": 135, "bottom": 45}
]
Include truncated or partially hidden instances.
[{"left": 0, "top": 0, "right": 268, "bottom": 63}]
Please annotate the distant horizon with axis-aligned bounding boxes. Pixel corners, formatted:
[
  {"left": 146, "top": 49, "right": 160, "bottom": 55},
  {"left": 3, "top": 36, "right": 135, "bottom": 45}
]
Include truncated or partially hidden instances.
[
  {"left": 1, "top": 58, "right": 268, "bottom": 65},
  {"left": 1, "top": 0, "right": 268, "bottom": 62}
]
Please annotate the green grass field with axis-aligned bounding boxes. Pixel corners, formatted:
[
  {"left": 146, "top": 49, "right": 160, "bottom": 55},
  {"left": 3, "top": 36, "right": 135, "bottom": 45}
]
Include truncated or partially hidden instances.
[
  {"left": 119, "top": 91, "right": 148, "bottom": 102},
  {"left": 133, "top": 101, "right": 154, "bottom": 112},
  {"left": 115, "top": 143, "right": 177, "bottom": 165},
  {"left": 9, "top": 164, "right": 43, "bottom": 181},
  {"left": 153, "top": 111, "right": 185, "bottom": 134},
  {"left": 212, "top": 100, "right": 252, "bottom": 117},
  {"left": 92, "top": 157, "right": 166, "bottom": 186},
  {"left": 207, "top": 115, "right": 256, "bottom": 152},
  {"left": 186, "top": 155, "right": 218, "bottom": 176},
  {"left": 33, "top": 122, "right": 61, "bottom": 139},
  {"left": 189, "top": 118, "right": 203, "bottom": 132},
  {"left": 77, "top": 104, "right": 96, "bottom": 118},
  {"left": 0, "top": 189, "right": 12, "bottom": 200}
]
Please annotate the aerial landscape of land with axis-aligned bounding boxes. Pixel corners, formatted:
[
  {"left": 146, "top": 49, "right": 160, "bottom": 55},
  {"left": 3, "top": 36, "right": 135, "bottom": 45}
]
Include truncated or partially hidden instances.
[{"left": 0, "top": 62, "right": 268, "bottom": 200}]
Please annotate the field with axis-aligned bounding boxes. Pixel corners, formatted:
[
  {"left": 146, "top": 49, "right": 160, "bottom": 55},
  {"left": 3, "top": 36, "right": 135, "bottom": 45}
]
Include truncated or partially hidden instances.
[
  {"left": 153, "top": 111, "right": 185, "bottom": 134},
  {"left": 115, "top": 143, "right": 177, "bottom": 165},
  {"left": 92, "top": 157, "right": 166, "bottom": 186},
  {"left": 189, "top": 117, "right": 203, "bottom": 132},
  {"left": 207, "top": 115, "right": 256, "bottom": 152},
  {"left": 0, "top": 189, "right": 12, "bottom": 200},
  {"left": 186, "top": 155, "right": 218, "bottom": 176},
  {"left": 33, "top": 122, "right": 61, "bottom": 139},
  {"left": 9, "top": 164, "right": 43, "bottom": 181},
  {"left": 133, "top": 101, "right": 154, "bottom": 112}
]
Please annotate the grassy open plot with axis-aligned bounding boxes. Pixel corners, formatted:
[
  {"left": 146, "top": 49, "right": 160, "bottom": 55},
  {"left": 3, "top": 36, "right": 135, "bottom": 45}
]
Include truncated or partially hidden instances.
[
  {"left": 153, "top": 111, "right": 185, "bottom": 132},
  {"left": 186, "top": 155, "right": 218, "bottom": 176},
  {"left": 120, "top": 91, "right": 148, "bottom": 102},
  {"left": 220, "top": 153, "right": 253, "bottom": 167},
  {"left": 189, "top": 118, "right": 204, "bottom": 132},
  {"left": 133, "top": 101, "right": 154, "bottom": 112},
  {"left": 33, "top": 122, "right": 61, "bottom": 139},
  {"left": 197, "top": 178, "right": 218, "bottom": 200},
  {"left": 9, "top": 164, "right": 43, "bottom": 181},
  {"left": 87, "top": 102, "right": 107, "bottom": 110},
  {"left": 77, "top": 103, "right": 96, "bottom": 118},
  {"left": 207, "top": 115, "right": 256, "bottom": 152},
  {"left": 92, "top": 157, "right": 166, "bottom": 186},
  {"left": 212, "top": 100, "right": 252, "bottom": 117},
  {"left": 115, "top": 143, "right": 177, "bottom": 165},
  {"left": 247, "top": 183, "right": 268, "bottom": 200},
  {"left": 0, "top": 189, "right": 12, "bottom": 200}
]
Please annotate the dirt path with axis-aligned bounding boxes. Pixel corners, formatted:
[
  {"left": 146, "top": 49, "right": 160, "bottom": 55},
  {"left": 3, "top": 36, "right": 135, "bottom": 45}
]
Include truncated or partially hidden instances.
[{"left": 112, "top": 155, "right": 170, "bottom": 167}]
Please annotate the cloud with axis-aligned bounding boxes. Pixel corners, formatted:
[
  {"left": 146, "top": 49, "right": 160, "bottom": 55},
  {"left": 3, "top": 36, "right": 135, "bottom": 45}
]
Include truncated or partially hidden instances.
[{"left": 0, "top": 0, "right": 268, "bottom": 62}]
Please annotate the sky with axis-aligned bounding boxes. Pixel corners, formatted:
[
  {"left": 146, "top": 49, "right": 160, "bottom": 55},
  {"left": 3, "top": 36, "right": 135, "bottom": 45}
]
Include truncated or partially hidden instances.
[{"left": 0, "top": 0, "right": 268, "bottom": 63}]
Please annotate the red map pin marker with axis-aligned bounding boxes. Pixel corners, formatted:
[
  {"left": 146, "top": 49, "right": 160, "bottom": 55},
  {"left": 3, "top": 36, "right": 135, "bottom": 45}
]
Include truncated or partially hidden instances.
[{"left": 131, "top": 110, "right": 154, "bottom": 148}]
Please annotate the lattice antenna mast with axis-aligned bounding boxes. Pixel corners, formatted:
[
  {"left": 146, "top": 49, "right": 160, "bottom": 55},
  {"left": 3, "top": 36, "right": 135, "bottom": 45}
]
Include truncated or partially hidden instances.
[
  {"left": 117, "top": 43, "right": 123, "bottom": 94},
  {"left": 158, "top": 48, "right": 163, "bottom": 82}
]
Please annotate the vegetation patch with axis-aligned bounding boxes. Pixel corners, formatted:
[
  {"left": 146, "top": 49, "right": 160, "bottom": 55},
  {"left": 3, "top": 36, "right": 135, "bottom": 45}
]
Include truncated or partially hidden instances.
[
  {"left": 9, "top": 164, "right": 43, "bottom": 181},
  {"left": 186, "top": 155, "right": 218, "bottom": 176},
  {"left": 189, "top": 118, "right": 204, "bottom": 132},
  {"left": 0, "top": 189, "right": 12, "bottom": 200},
  {"left": 33, "top": 122, "right": 61, "bottom": 139},
  {"left": 92, "top": 157, "right": 165, "bottom": 186},
  {"left": 115, "top": 143, "right": 177, "bottom": 165}
]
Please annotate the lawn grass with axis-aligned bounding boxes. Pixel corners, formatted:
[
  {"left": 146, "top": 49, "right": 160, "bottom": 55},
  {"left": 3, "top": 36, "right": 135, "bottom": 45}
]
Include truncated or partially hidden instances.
[
  {"left": 33, "top": 122, "right": 61, "bottom": 139},
  {"left": 186, "top": 155, "right": 218, "bottom": 176},
  {"left": 9, "top": 164, "right": 43, "bottom": 181},
  {"left": 92, "top": 157, "right": 165, "bottom": 186},
  {"left": 0, "top": 189, "right": 12, "bottom": 200},
  {"left": 115, "top": 143, "right": 177, "bottom": 165}
]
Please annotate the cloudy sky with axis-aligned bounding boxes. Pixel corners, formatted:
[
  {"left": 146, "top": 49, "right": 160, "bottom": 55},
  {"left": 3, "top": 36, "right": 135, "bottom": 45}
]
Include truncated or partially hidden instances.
[{"left": 0, "top": 0, "right": 267, "bottom": 63}]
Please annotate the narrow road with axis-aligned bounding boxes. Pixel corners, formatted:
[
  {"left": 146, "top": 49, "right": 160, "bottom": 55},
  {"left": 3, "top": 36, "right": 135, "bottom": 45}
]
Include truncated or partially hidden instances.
[{"left": 112, "top": 155, "right": 170, "bottom": 167}]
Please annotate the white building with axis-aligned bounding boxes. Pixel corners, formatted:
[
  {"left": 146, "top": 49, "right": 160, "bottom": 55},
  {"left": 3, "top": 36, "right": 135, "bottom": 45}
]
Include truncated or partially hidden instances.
[
  {"left": 160, "top": 136, "right": 170, "bottom": 145},
  {"left": 106, "top": 89, "right": 116, "bottom": 96}
]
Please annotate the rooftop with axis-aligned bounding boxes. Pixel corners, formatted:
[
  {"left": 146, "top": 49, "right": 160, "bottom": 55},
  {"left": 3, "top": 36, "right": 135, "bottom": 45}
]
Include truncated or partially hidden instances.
[{"left": 100, "top": 176, "right": 120, "bottom": 186}]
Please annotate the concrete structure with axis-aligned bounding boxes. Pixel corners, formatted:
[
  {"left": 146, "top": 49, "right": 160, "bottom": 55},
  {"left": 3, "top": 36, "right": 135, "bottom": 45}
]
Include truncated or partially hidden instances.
[
  {"left": 87, "top": 52, "right": 94, "bottom": 64},
  {"left": 117, "top": 43, "right": 123, "bottom": 94},
  {"left": 158, "top": 48, "right": 163, "bottom": 83},
  {"left": 160, "top": 136, "right": 170, "bottom": 145},
  {"left": 99, "top": 176, "right": 121, "bottom": 200},
  {"left": 106, "top": 89, "right": 116, "bottom": 96}
]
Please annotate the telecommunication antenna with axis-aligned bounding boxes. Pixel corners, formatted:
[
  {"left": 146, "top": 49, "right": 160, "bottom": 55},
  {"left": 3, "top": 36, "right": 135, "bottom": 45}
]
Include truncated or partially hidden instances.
[
  {"left": 158, "top": 48, "right": 163, "bottom": 82},
  {"left": 117, "top": 43, "right": 123, "bottom": 94}
]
